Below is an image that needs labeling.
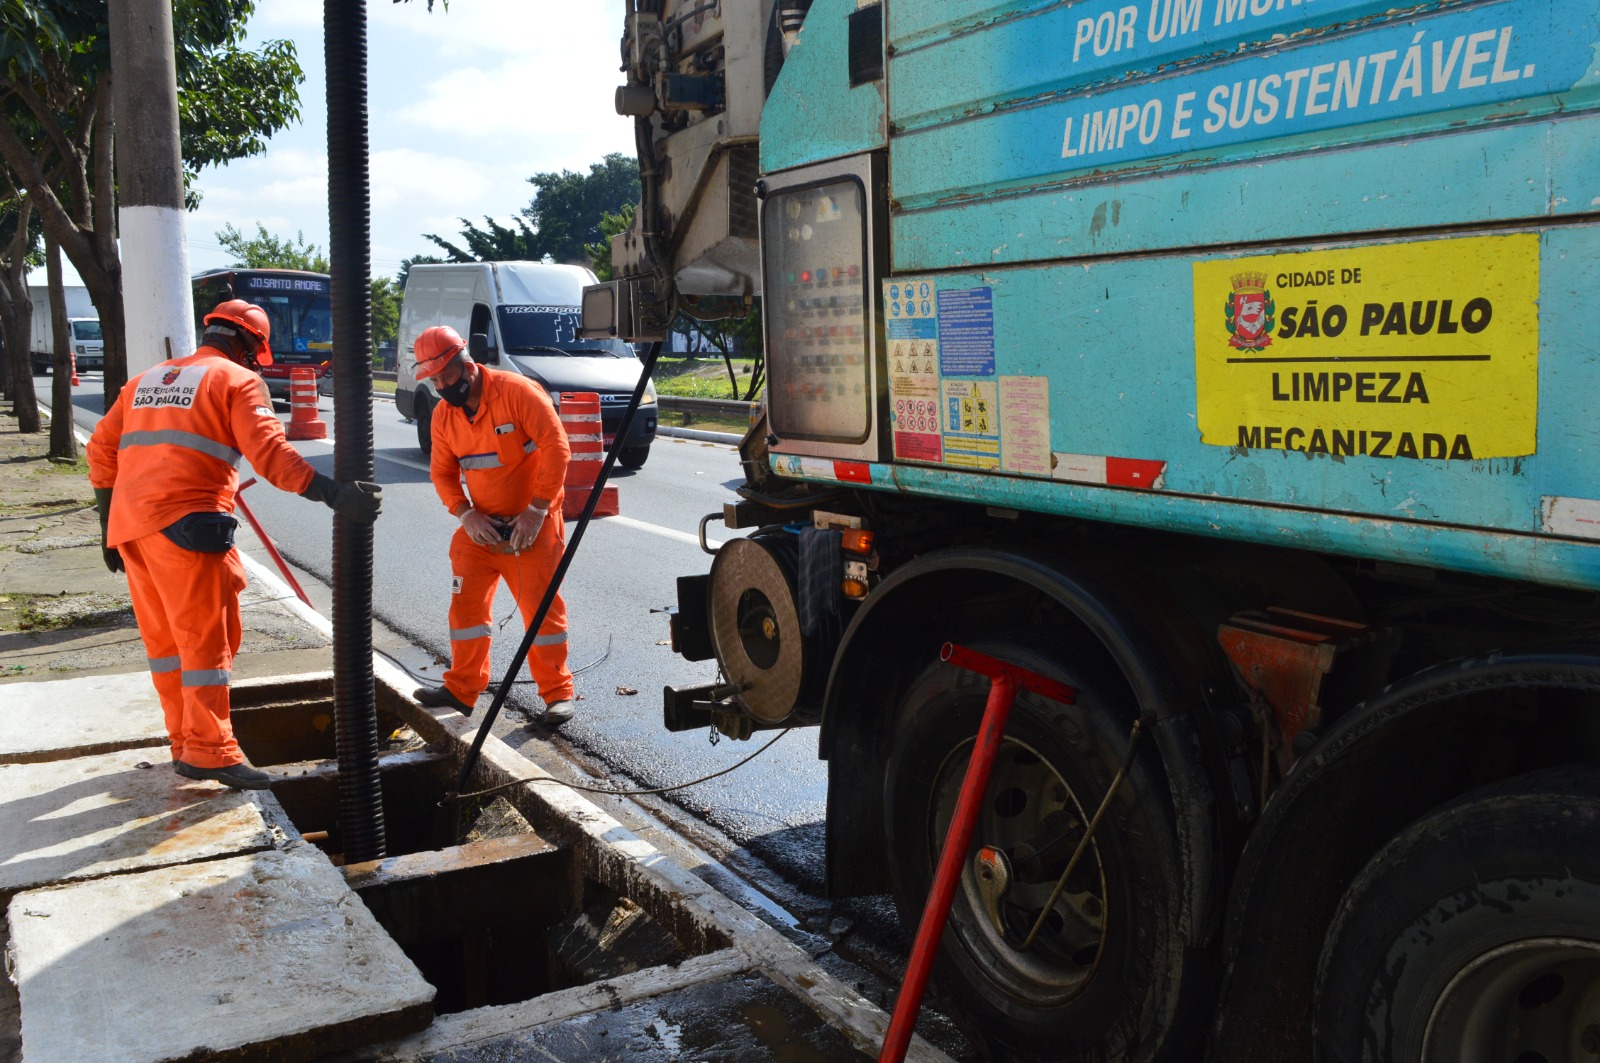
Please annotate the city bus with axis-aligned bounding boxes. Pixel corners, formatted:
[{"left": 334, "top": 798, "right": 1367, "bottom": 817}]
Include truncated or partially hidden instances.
[{"left": 192, "top": 268, "right": 333, "bottom": 400}]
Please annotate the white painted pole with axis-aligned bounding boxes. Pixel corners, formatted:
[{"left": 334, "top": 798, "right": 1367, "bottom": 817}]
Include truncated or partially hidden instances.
[{"left": 109, "top": 0, "right": 194, "bottom": 377}]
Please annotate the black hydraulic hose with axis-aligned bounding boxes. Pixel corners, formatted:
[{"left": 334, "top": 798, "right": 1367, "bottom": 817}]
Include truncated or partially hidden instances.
[
  {"left": 447, "top": 341, "right": 665, "bottom": 833},
  {"left": 325, "top": 0, "right": 386, "bottom": 863}
]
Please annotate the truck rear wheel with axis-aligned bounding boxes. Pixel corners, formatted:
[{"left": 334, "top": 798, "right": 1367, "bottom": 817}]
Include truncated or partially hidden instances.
[
  {"left": 883, "top": 634, "right": 1208, "bottom": 1061},
  {"left": 1314, "top": 767, "right": 1600, "bottom": 1063}
]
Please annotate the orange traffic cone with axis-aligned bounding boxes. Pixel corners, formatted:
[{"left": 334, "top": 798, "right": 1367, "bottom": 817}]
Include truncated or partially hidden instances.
[
  {"left": 70, "top": 351, "right": 80, "bottom": 387},
  {"left": 559, "top": 391, "right": 617, "bottom": 520},
  {"left": 285, "top": 366, "right": 327, "bottom": 440}
]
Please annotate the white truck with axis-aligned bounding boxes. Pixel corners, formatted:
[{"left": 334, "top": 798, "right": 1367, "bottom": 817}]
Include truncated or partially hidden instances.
[{"left": 28, "top": 284, "right": 102, "bottom": 374}]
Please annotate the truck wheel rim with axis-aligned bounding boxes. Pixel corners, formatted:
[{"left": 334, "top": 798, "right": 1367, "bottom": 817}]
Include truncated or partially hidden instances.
[
  {"left": 931, "top": 736, "right": 1109, "bottom": 1003},
  {"left": 1422, "top": 937, "right": 1600, "bottom": 1063}
]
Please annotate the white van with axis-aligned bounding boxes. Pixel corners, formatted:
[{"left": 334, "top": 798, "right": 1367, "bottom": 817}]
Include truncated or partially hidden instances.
[{"left": 396, "top": 262, "right": 658, "bottom": 468}]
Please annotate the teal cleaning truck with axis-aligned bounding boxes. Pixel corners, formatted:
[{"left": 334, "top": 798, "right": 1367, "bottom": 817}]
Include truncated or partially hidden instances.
[{"left": 584, "top": 2, "right": 1600, "bottom": 1059}]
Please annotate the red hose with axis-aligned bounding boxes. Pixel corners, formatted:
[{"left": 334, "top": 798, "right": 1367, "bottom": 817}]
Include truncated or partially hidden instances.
[
  {"left": 234, "top": 477, "right": 314, "bottom": 608},
  {"left": 879, "top": 644, "right": 1077, "bottom": 1062},
  {"left": 879, "top": 670, "right": 1017, "bottom": 1063}
]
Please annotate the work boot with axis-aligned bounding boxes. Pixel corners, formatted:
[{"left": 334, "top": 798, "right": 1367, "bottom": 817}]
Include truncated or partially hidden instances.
[
  {"left": 415, "top": 685, "right": 476, "bottom": 717},
  {"left": 542, "top": 699, "right": 575, "bottom": 726},
  {"left": 174, "top": 759, "right": 273, "bottom": 791}
]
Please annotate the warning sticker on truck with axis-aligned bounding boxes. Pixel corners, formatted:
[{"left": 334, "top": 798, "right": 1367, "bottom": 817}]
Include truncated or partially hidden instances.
[
  {"left": 885, "top": 278, "right": 943, "bottom": 463},
  {"left": 1193, "top": 233, "right": 1538, "bottom": 459},
  {"left": 942, "top": 378, "right": 1001, "bottom": 469}
]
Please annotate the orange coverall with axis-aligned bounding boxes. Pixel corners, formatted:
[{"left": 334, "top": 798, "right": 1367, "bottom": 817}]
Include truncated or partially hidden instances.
[
  {"left": 87, "top": 349, "right": 318, "bottom": 769},
  {"left": 429, "top": 367, "right": 573, "bottom": 705}
]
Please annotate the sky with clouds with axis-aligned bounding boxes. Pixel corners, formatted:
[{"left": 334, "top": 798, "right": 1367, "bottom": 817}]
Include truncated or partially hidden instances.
[{"left": 41, "top": 0, "right": 636, "bottom": 286}]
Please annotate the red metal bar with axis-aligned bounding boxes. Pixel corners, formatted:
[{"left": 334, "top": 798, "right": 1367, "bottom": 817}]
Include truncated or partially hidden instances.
[
  {"left": 878, "top": 643, "right": 1077, "bottom": 1063},
  {"left": 234, "top": 477, "right": 314, "bottom": 608}
]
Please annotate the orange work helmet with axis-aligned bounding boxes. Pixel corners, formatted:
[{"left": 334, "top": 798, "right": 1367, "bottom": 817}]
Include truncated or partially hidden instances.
[
  {"left": 203, "top": 299, "right": 274, "bottom": 367},
  {"left": 414, "top": 325, "right": 468, "bottom": 381}
]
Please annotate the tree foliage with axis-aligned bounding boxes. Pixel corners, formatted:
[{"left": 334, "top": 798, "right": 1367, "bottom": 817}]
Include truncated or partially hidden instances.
[
  {"left": 426, "top": 153, "right": 640, "bottom": 267},
  {"left": 217, "top": 222, "right": 400, "bottom": 358},
  {"left": 0, "top": 0, "right": 303, "bottom": 408},
  {"left": 216, "top": 221, "right": 329, "bottom": 273},
  {"left": 369, "top": 275, "right": 400, "bottom": 356},
  {"left": 585, "top": 202, "right": 633, "bottom": 282},
  {"left": 398, "top": 253, "right": 443, "bottom": 290}
]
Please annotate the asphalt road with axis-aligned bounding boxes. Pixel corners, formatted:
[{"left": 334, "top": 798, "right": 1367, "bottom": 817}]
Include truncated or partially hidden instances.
[{"left": 45, "top": 373, "right": 832, "bottom": 893}]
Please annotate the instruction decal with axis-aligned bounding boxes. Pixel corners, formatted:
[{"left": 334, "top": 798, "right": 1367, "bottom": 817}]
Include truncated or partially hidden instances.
[
  {"left": 936, "top": 287, "right": 996, "bottom": 376},
  {"left": 1193, "top": 234, "right": 1539, "bottom": 459},
  {"left": 886, "top": 278, "right": 943, "bottom": 463},
  {"left": 942, "top": 378, "right": 1001, "bottom": 469},
  {"left": 1000, "top": 376, "right": 1051, "bottom": 476}
]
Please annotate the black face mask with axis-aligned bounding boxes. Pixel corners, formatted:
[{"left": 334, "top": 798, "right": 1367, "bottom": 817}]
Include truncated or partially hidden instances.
[{"left": 438, "top": 364, "right": 473, "bottom": 408}]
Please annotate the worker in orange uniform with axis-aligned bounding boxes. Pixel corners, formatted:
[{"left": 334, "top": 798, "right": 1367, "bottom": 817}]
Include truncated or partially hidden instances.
[
  {"left": 410, "top": 325, "right": 576, "bottom": 725},
  {"left": 87, "top": 300, "right": 382, "bottom": 789}
]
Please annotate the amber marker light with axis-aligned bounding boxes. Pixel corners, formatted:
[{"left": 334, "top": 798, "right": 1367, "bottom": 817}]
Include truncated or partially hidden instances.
[
  {"left": 841, "top": 529, "right": 875, "bottom": 554},
  {"left": 842, "top": 578, "right": 869, "bottom": 599}
]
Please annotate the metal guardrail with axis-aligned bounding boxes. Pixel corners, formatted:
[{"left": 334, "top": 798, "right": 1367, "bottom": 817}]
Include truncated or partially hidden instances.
[
  {"left": 373, "top": 370, "right": 397, "bottom": 383},
  {"left": 657, "top": 395, "right": 758, "bottom": 419}
]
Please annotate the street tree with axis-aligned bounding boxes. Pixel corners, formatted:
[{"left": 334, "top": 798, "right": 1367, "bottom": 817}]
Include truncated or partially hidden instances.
[
  {"left": 426, "top": 153, "right": 640, "bottom": 267},
  {"left": 369, "top": 275, "right": 400, "bottom": 358},
  {"left": 215, "top": 221, "right": 329, "bottom": 272},
  {"left": 0, "top": 0, "right": 303, "bottom": 410},
  {"left": 0, "top": 191, "right": 38, "bottom": 428}
]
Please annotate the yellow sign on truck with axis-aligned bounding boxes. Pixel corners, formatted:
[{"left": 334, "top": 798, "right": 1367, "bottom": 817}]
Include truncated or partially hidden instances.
[{"left": 1193, "top": 233, "right": 1539, "bottom": 459}]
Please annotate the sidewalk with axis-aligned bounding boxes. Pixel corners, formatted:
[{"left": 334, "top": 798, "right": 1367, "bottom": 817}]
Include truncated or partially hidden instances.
[{"left": 0, "top": 409, "right": 952, "bottom": 1063}]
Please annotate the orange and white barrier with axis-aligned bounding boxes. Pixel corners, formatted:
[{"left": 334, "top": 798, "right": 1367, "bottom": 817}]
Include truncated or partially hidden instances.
[
  {"left": 558, "top": 391, "right": 617, "bottom": 520},
  {"left": 69, "top": 352, "right": 80, "bottom": 387},
  {"left": 285, "top": 366, "right": 327, "bottom": 440}
]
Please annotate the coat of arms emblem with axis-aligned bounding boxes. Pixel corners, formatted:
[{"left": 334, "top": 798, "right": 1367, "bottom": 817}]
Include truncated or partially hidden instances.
[{"left": 1225, "top": 272, "right": 1275, "bottom": 351}]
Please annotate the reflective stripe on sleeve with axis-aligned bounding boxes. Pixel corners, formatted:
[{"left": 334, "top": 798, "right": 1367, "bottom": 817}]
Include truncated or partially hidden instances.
[
  {"left": 120, "top": 430, "right": 243, "bottom": 467},
  {"left": 148, "top": 655, "right": 182, "bottom": 673},
  {"left": 450, "top": 624, "right": 494, "bottom": 640},
  {"left": 459, "top": 453, "right": 501, "bottom": 470},
  {"left": 532, "top": 631, "right": 568, "bottom": 646},
  {"left": 181, "top": 668, "right": 232, "bottom": 687}
]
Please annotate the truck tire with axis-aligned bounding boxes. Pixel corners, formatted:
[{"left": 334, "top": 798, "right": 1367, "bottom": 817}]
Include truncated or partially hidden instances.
[
  {"left": 619, "top": 444, "right": 649, "bottom": 470},
  {"left": 1314, "top": 766, "right": 1600, "bottom": 1063},
  {"left": 415, "top": 391, "right": 433, "bottom": 458},
  {"left": 884, "top": 633, "right": 1210, "bottom": 1061}
]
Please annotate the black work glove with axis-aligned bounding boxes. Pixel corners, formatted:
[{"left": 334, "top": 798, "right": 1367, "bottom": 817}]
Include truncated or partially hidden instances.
[
  {"left": 300, "top": 472, "right": 382, "bottom": 524},
  {"left": 93, "top": 486, "right": 123, "bottom": 574}
]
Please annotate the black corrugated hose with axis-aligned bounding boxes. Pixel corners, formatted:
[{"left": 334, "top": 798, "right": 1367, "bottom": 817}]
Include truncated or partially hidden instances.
[
  {"left": 325, "top": 0, "right": 387, "bottom": 863},
  {"left": 445, "top": 341, "right": 665, "bottom": 840}
]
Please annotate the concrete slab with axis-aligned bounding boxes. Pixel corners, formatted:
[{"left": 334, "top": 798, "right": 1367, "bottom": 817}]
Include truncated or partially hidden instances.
[
  {"left": 0, "top": 747, "right": 273, "bottom": 899},
  {"left": 366, "top": 966, "right": 869, "bottom": 1062},
  {"left": 9, "top": 844, "right": 435, "bottom": 1063},
  {"left": 0, "top": 672, "right": 168, "bottom": 763}
]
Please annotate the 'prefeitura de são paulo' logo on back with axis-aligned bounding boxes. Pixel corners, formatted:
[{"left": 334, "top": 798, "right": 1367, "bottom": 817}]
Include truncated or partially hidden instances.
[
  {"left": 1225, "top": 272, "right": 1275, "bottom": 351},
  {"left": 132, "top": 365, "right": 209, "bottom": 409}
]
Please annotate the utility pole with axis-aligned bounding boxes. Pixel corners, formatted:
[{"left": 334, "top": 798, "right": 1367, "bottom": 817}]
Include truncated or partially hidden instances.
[{"left": 109, "top": 0, "right": 193, "bottom": 377}]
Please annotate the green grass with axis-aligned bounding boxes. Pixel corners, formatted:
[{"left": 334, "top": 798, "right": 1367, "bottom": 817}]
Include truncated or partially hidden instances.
[
  {"left": 651, "top": 357, "right": 761, "bottom": 400},
  {"left": 36, "top": 456, "right": 89, "bottom": 476},
  {"left": 372, "top": 379, "right": 397, "bottom": 395},
  {"left": 662, "top": 411, "right": 752, "bottom": 435}
]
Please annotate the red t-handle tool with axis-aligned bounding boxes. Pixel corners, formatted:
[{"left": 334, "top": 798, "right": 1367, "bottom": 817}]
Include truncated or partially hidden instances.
[{"left": 879, "top": 642, "right": 1078, "bottom": 1063}]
